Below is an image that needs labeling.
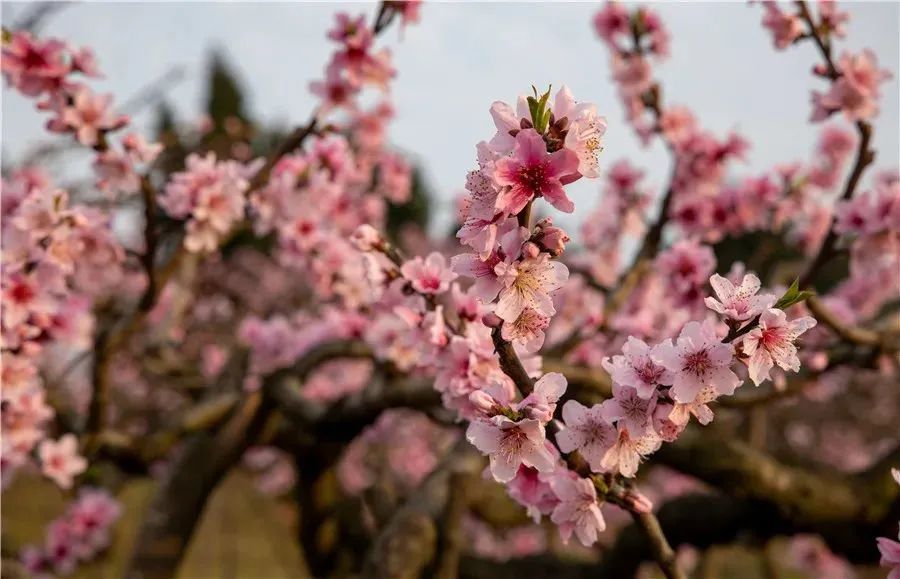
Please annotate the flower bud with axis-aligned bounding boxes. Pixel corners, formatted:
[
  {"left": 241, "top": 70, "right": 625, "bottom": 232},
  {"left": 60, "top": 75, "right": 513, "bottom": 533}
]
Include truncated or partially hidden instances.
[
  {"left": 532, "top": 217, "right": 570, "bottom": 257},
  {"left": 482, "top": 312, "right": 503, "bottom": 328},
  {"left": 522, "top": 241, "right": 541, "bottom": 259},
  {"left": 469, "top": 390, "right": 497, "bottom": 415},
  {"left": 521, "top": 399, "right": 554, "bottom": 423},
  {"left": 623, "top": 489, "right": 654, "bottom": 514},
  {"left": 350, "top": 224, "right": 384, "bottom": 252}
]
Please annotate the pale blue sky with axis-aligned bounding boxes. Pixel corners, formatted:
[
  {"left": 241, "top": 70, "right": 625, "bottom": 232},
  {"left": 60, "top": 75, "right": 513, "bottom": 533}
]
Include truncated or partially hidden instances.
[{"left": 3, "top": 2, "right": 898, "bottom": 232}]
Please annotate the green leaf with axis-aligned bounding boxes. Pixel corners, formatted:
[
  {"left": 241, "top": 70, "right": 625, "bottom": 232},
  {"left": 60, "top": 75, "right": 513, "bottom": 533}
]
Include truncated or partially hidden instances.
[
  {"left": 527, "top": 96, "right": 541, "bottom": 131},
  {"left": 526, "top": 85, "right": 553, "bottom": 134},
  {"left": 773, "top": 278, "right": 815, "bottom": 310}
]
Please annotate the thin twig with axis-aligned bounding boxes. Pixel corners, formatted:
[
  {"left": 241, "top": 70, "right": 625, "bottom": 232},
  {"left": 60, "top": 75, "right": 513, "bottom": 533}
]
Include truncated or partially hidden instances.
[
  {"left": 794, "top": 1, "right": 876, "bottom": 288},
  {"left": 630, "top": 510, "right": 687, "bottom": 579}
]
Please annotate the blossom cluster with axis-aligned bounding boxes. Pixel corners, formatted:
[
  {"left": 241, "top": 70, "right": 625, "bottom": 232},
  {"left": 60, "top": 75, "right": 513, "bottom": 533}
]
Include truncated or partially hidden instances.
[
  {"left": 1, "top": 167, "right": 129, "bottom": 490},
  {"left": 158, "top": 152, "right": 259, "bottom": 253},
  {"left": 19, "top": 487, "right": 122, "bottom": 577},
  {"left": 2, "top": 31, "right": 162, "bottom": 197},
  {"left": 2, "top": 0, "right": 897, "bottom": 573},
  {"left": 309, "top": 12, "right": 395, "bottom": 113},
  {"left": 593, "top": 2, "right": 669, "bottom": 142},
  {"left": 2, "top": 29, "right": 165, "bottom": 492},
  {"left": 349, "top": 77, "right": 823, "bottom": 547},
  {"left": 757, "top": 2, "right": 892, "bottom": 122}
]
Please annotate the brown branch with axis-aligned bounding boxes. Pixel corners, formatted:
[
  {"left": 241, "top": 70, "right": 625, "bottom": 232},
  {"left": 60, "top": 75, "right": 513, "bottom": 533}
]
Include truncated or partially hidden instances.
[
  {"left": 85, "top": 0, "right": 405, "bottom": 442},
  {"left": 361, "top": 441, "right": 483, "bottom": 579},
  {"left": 246, "top": 114, "right": 320, "bottom": 192},
  {"left": 85, "top": 110, "right": 322, "bottom": 444},
  {"left": 433, "top": 472, "right": 471, "bottom": 579},
  {"left": 806, "top": 294, "right": 889, "bottom": 347},
  {"left": 491, "top": 327, "right": 535, "bottom": 396},
  {"left": 124, "top": 391, "right": 273, "bottom": 579},
  {"left": 264, "top": 340, "right": 375, "bottom": 424},
  {"left": 138, "top": 175, "right": 159, "bottom": 312},
  {"left": 630, "top": 511, "right": 686, "bottom": 579},
  {"left": 794, "top": 1, "right": 876, "bottom": 289},
  {"left": 653, "top": 426, "right": 899, "bottom": 528}
]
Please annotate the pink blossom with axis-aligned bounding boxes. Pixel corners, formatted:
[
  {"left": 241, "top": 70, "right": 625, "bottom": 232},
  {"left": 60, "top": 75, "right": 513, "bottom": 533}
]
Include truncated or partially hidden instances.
[
  {"left": 742, "top": 308, "right": 817, "bottom": 386},
  {"left": 376, "top": 151, "right": 412, "bottom": 204},
  {"left": 601, "top": 423, "right": 662, "bottom": 478},
  {"left": 602, "top": 336, "right": 673, "bottom": 399},
  {"left": 518, "top": 372, "right": 567, "bottom": 422},
  {"left": 531, "top": 217, "right": 570, "bottom": 257},
  {"left": 56, "top": 86, "right": 128, "bottom": 146},
  {"left": 494, "top": 253, "right": 568, "bottom": 323},
  {"left": 501, "top": 308, "right": 550, "bottom": 353},
  {"left": 879, "top": 528, "right": 900, "bottom": 579},
  {"left": 601, "top": 382, "right": 658, "bottom": 436},
  {"left": 506, "top": 465, "right": 559, "bottom": 522},
  {"left": 401, "top": 252, "right": 457, "bottom": 295},
  {"left": 93, "top": 150, "right": 140, "bottom": 196},
  {"left": 456, "top": 169, "right": 504, "bottom": 257},
  {"left": 2, "top": 270, "right": 56, "bottom": 329},
  {"left": 350, "top": 224, "right": 385, "bottom": 252},
  {"left": 553, "top": 85, "right": 607, "bottom": 179},
  {"left": 1, "top": 32, "right": 71, "bottom": 96},
  {"left": 761, "top": 2, "right": 803, "bottom": 50},
  {"left": 652, "top": 403, "right": 686, "bottom": 442},
  {"left": 122, "top": 133, "right": 163, "bottom": 164},
  {"left": 327, "top": 13, "right": 373, "bottom": 50},
  {"left": 387, "top": 0, "right": 422, "bottom": 27},
  {"left": 556, "top": 400, "right": 617, "bottom": 472},
  {"left": 452, "top": 220, "right": 527, "bottom": 300},
  {"left": 159, "top": 152, "right": 250, "bottom": 253},
  {"left": 45, "top": 520, "right": 78, "bottom": 575},
  {"left": 818, "top": 50, "right": 893, "bottom": 122},
  {"left": 818, "top": 1, "right": 849, "bottom": 38},
  {"left": 549, "top": 473, "right": 606, "bottom": 546},
  {"left": 705, "top": 272, "right": 775, "bottom": 321},
  {"left": 611, "top": 53, "right": 653, "bottom": 98},
  {"left": 655, "top": 321, "right": 741, "bottom": 403},
  {"left": 310, "top": 64, "right": 357, "bottom": 112},
  {"left": 656, "top": 240, "right": 717, "bottom": 296},
  {"left": 668, "top": 385, "right": 717, "bottom": 427},
  {"left": 493, "top": 129, "right": 579, "bottom": 215},
  {"left": 658, "top": 105, "right": 697, "bottom": 146},
  {"left": 466, "top": 416, "right": 556, "bottom": 483},
  {"left": 839, "top": 49, "right": 893, "bottom": 98},
  {"left": 593, "top": 2, "right": 630, "bottom": 45},
  {"left": 38, "top": 434, "right": 87, "bottom": 489}
]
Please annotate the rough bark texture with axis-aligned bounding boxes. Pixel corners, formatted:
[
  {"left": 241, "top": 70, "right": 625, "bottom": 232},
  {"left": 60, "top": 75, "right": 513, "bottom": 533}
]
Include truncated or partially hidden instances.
[{"left": 124, "top": 392, "right": 272, "bottom": 579}]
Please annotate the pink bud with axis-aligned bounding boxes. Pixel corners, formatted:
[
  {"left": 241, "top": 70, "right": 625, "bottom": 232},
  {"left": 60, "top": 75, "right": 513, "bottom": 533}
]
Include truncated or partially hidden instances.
[
  {"left": 469, "top": 390, "right": 497, "bottom": 414},
  {"left": 482, "top": 312, "right": 503, "bottom": 328},
  {"left": 533, "top": 217, "right": 570, "bottom": 257},
  {"left": 350, "top": 224, "right": 383, "bottom": 251},
  {"left": 624, "top": 489, "right": 654, "bottom": 514},
  {"left": 522, "top": 241, "right": 540, "bottom": 259}
]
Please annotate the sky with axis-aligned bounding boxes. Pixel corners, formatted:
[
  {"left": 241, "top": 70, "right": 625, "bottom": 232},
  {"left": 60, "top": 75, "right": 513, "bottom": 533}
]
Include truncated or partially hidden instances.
[{"left": 2, "top": 1, "right": 899, "bottom": 233}]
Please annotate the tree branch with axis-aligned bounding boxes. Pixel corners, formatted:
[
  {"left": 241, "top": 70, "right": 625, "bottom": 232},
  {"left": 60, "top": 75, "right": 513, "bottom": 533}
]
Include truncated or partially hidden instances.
[
  {"left": 491, "top": 328, "right": 535, "bottom": 396},
  {"left": 361, "top": 441, "right": 483, "bottom": 579},
  {"left": 806, "top": 294, "right": 895, "bottom": 348},
  {"left": 795, "top": 1, "right": 876, "bottom": 289},
  {"left": 629, "top": 510, "right": 687, "bottom": 579},
  {"left": 124, "top": 392, "right": 273, "bottom": 579}
]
